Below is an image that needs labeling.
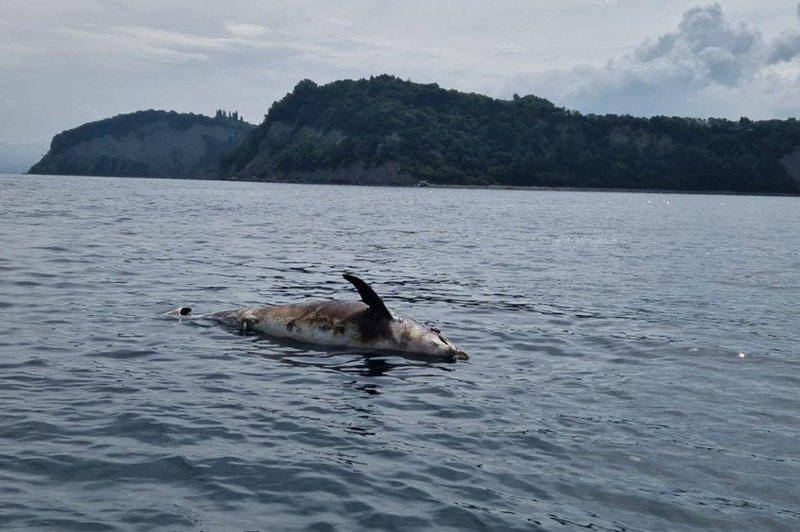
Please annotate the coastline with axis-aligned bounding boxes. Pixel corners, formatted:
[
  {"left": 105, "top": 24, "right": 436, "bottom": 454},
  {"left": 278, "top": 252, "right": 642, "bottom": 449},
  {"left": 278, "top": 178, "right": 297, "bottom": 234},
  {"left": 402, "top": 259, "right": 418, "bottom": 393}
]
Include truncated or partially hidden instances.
[
  {"left": 18, "top": 171, "right": 800, "bottom": 197},
  {"left": 424, "top": 182, "right": 800, "bottom": 197}
]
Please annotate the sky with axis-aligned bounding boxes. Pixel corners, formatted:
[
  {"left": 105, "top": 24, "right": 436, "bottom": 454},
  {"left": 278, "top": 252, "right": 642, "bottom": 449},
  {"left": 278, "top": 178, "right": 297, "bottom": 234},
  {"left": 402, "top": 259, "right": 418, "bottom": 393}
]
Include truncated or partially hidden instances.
[{"left": 1, "top": 0, "right": 800, "bottom": 145}]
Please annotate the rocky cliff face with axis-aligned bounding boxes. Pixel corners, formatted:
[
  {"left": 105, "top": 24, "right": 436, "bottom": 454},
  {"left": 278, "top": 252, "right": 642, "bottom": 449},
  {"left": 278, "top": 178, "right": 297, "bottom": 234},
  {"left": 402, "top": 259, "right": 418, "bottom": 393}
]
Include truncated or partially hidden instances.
[
  {"left": 29, "top": 111, "right": 253, "bottom": 179},
  {"left": 780, "top": 148, "right": 800, "bottom": 188},
  {"left": 225, "top": 121, "right": 416, "bottom": 185},
  {"left": 222, "top": 76, "right": 800, "bottom": 193}
]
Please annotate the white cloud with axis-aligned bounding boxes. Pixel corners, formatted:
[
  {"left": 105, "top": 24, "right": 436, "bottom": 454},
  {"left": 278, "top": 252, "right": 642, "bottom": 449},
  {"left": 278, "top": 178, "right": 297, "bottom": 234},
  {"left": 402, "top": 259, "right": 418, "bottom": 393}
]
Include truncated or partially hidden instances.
[
  {"left": 59, "top": 27, "right": 212, "bottom": 64},
  {"left": 225, "top": 22, "right": 272, "bottom": 38}
]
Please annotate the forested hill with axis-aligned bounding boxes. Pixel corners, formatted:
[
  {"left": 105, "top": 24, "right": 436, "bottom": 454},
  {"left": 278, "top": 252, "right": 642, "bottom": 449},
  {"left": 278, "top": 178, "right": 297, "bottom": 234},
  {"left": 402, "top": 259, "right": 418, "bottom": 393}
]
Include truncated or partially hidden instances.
[
  {"left": 29, "top": 110, "right": 254, "bottom": 179},
  {"left": 223, "top": 75, "right": 800, "bottom": 193}
]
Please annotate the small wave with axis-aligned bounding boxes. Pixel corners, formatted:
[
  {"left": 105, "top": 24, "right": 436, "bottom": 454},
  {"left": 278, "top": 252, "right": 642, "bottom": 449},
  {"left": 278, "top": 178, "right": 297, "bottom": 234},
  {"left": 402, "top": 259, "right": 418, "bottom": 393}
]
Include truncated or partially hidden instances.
[{"left": 86, "top": 349, "right": 157, "bottom": 359}]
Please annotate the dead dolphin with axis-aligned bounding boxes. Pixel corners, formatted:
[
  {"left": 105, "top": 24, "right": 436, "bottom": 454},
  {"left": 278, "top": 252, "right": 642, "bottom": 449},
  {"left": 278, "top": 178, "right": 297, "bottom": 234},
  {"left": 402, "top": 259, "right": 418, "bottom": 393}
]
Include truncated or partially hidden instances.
[{"left": 169, "top": 274, "right": 469, "bottom": 361}]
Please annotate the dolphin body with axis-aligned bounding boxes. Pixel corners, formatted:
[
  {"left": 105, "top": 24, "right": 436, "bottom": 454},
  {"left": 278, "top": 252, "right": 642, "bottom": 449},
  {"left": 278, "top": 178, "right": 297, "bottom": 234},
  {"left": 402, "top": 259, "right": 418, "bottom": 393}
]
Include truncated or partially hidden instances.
[{"left": 169, "top": 274, "right": 468, "bottom": 361}]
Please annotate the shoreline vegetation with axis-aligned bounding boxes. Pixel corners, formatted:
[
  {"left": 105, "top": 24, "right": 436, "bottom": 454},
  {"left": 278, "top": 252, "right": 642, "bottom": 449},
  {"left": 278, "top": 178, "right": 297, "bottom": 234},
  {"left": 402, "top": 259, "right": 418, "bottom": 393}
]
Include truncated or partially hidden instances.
[{"left": 28, "top": 75, "right": 800, "bottom": 195}]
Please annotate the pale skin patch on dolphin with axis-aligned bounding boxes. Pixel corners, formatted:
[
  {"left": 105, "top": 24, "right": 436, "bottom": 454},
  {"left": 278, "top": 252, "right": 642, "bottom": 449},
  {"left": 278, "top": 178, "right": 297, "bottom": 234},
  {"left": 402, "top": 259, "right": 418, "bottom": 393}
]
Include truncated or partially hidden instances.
[
  {"left": 248, "top": 301, "right": 388, "bottom": 343},
  {"left": 397, "top": 328, "right": 412, "bottom": 349},
  {"left": 169, "top": 275, "right": 469, "bottom": 360}
]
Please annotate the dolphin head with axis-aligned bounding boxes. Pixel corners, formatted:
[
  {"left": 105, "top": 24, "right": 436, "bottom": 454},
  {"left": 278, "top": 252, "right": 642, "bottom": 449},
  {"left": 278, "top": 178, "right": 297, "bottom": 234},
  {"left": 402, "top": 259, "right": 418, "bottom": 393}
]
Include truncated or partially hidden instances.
[
  {"left": 390, "top": 317, "right": 469, "bottom": 361},
  {"left": 341, "top": 274, "right": 469, "bottom": 361}
]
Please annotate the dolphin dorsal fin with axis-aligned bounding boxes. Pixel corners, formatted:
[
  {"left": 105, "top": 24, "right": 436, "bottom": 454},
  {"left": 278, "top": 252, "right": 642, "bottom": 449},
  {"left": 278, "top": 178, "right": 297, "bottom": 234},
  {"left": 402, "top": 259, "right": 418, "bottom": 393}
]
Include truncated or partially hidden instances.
[{"left": 343, "top": 274, "right": 393, "bottom": 320}]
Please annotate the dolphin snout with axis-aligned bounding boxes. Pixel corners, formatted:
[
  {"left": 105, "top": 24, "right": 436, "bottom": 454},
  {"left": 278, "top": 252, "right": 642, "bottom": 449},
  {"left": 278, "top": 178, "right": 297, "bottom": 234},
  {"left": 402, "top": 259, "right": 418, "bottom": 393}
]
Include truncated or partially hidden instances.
[{"left": 452, "top": 347, "right": 469, "bottom": 360}]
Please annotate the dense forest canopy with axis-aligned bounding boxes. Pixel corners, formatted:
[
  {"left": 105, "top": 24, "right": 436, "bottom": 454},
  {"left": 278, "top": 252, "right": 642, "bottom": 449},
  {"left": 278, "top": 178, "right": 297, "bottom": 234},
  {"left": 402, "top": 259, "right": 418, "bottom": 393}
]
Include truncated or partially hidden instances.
[
  {"left": 224, "top": 75, "right": 800, "bottom": 193},
  {"left": 29, "top": 77, "right": 800, "bottom": 193},
  {"left": 29, "top": 109, "right": 254, "bottom": 179},
  {"left": 49, "top": 109, "right": 252, "bottom": 157}
]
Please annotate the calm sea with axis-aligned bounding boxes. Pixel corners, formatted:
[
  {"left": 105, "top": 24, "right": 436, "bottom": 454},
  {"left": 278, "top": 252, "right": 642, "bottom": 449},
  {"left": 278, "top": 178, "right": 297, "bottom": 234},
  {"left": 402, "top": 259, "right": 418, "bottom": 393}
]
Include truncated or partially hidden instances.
[{"left": 1, "top": 173, "right": 798, "bottom": 531}]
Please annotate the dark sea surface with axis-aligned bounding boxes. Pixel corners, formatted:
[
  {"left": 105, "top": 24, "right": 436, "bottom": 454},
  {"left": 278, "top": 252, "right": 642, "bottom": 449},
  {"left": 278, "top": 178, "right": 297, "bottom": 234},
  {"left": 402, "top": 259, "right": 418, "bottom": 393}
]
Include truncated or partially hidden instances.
[{"left": 1, "top": 173, "right": 799, "bottom": 531}]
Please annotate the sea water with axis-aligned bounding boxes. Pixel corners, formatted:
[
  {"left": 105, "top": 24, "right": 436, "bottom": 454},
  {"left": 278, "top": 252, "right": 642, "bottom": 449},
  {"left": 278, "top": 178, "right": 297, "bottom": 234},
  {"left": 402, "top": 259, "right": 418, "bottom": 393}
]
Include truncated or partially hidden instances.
[{"left": 1, "top": 173, "right": 798, "bottom": 530}]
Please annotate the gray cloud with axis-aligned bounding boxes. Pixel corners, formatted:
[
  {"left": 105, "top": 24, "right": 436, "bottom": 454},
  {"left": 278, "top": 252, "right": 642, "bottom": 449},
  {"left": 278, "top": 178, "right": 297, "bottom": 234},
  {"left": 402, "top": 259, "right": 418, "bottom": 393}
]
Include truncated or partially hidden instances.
[
  {"left": 1, "top": 0, "right": 797, "bottom": 144},
  {"left": 510, "top": 3, "right": 800, "bottom": 119},
  {"left": 768, "top": 33, "right": 800, "bottom": 64},
  {"left": 766, "top": 2, "right": 800, "bottom": 64},
  {"left": 635, "top": 3, "right": 760, "bottom": 85}
]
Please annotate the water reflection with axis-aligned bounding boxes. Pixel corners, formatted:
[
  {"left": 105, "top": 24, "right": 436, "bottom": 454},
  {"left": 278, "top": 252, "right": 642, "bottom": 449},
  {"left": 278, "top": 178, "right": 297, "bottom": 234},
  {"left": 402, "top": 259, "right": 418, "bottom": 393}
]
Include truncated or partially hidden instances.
[
  {"left": 272, "top": 349, "right": 454, "bottom": 377},
  {"left": 196, "top": 319, "right": 461, "bottom": 377}
]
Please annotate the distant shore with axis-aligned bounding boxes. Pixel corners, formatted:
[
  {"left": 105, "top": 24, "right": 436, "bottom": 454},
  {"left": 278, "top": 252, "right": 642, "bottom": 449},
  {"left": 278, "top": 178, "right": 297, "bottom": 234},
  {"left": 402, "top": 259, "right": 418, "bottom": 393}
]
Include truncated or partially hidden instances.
[
  {"left": 17, "top": 171, "right": 800, "bottom": 197},
  {"left": 424, "top": 182, "right": 800, "bottom": 197}
]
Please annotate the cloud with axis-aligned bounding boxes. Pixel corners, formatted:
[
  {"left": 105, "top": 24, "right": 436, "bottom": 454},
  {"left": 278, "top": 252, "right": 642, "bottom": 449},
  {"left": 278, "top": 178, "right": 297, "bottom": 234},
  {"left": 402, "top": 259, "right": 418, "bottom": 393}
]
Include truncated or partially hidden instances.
[
  {"left": 59, "top": 27, "right": 213, "bottom": 64},
  {"left": 225, "top": 22, "right": 272, "bottom": 37},
  {"left": 510, "top": 2, "right": 800, "bottom": 119},
  {"left": 52, "top": 16, "right": 444, "bottom": 74},
  {"left": 768, "top": 33, "right": 800, "bottom": 64},
  {"left": 635, "top": 3, "right": 760, "bottom": 85},
  {"left": 59, "top": 24, "right": 285, "bottom": 64},
  {"left": 2, "top": 0, "right": 798, "bottom": 144},
  {"left": 766, "top": 2, "right": 800, "bottom": 64}
]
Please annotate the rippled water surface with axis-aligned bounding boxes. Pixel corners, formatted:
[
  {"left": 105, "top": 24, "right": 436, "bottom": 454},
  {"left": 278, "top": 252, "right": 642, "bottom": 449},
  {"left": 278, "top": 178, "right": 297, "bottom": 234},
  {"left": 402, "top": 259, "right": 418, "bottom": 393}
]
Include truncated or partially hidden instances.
[{"left": 1, "top": 173, "right": 799, "bottom": 531}]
